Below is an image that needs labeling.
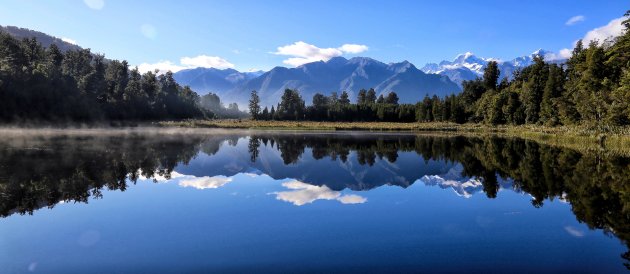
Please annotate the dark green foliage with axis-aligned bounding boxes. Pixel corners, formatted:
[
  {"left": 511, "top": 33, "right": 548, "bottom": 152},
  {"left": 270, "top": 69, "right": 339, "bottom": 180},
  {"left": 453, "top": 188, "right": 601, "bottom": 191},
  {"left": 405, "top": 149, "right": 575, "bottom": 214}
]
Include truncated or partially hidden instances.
[
  {"left": 357, "top": 88, "right": 367, "bottom": 105},
  {"left": 385, "top": 92, "right": 399, "bottom": 105},
  {"left": 540, "top": 64, "right": 565, "bottom": 125},
  {"left": 522, "top": 56, "right": 548, "bottom": 124},
  {"left": 339, "top": 91, "right": 350, "bottom": 105},
  {"left": 366, "top": 88, "right": 377, "bottom": 104},
  {"left": 483, "top": 61, "right": 500, "bottom": 91},
  {"left": 249, "top": 90, "right": 261, "bottom": 119},
  {"left": 0, "top": 31, "right": 204, "bottom": 123},
  {"left": 4, "top": 8, "right": 630, "bottom": 126},
  {"left": 277, "top": 89, "right": 305, "bottom": 120}
]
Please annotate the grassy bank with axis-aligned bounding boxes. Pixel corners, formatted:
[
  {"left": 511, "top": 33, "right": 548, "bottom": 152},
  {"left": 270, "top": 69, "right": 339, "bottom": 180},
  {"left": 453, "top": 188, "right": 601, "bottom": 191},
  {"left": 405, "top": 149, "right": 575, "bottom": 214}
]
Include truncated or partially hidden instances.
[{"left": 158, "top": 120, "right": 630, "bottom": 156}]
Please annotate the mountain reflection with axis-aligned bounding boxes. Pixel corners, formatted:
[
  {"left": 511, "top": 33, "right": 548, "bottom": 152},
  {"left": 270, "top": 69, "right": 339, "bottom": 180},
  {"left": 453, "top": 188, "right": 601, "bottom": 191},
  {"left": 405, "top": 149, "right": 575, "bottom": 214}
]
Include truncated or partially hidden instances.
[{"left": 0, "top": 130, "right": 629, "bottom": 268}]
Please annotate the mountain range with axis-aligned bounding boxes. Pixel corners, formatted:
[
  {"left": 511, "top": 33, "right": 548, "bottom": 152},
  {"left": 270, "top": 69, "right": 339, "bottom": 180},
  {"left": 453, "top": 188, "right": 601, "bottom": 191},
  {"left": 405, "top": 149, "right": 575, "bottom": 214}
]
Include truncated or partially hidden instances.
[
  {"left": 176, "top": 50, "right": 566, "bottom": 107},
  {"left": 421, "top": 49, "right": 562, "bottom": 87},
  {"left": 2, "top": 25, "right": 566, "bottom": 107},
  {"left": 174, "top": 56, "right": 461, "bottom": 107}
]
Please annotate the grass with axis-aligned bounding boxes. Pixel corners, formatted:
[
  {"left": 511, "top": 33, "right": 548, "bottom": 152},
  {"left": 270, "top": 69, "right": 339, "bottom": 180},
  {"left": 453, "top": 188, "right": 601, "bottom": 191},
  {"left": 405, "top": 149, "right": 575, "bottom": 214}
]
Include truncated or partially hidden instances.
[{"left": 158, "top": 119, "right": 630, "bottom": 157}]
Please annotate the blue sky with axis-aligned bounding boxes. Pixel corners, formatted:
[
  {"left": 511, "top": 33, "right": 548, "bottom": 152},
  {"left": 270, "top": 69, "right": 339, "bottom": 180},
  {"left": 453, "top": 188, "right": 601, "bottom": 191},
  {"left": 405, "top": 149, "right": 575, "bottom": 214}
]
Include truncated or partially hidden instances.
[{"left": 1, "top": 0, "right": 628, "bottom": 72}]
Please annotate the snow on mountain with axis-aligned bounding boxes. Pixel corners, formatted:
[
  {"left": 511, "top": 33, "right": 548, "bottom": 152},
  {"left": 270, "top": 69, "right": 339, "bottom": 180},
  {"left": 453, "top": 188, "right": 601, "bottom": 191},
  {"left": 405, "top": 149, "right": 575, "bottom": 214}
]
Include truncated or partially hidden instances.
[
  {"left": 421, "top": 49, "right": 566, "bottom": 87},
  {"left": 418, "top": 164, "right": 514, "bottom": 198}
]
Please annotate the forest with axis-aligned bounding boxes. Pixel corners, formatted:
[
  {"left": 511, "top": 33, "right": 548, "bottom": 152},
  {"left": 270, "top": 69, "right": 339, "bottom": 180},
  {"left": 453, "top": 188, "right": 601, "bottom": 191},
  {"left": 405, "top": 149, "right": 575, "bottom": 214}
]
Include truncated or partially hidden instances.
[
  {"left": 0, "top": 31, "right": 206, "bottom": 123},
  {"left": 1, "top": 9, "right": 628, "bottom": 126},
  {"left": 250, "top": 11, "right": 630, "bottom": 126}
]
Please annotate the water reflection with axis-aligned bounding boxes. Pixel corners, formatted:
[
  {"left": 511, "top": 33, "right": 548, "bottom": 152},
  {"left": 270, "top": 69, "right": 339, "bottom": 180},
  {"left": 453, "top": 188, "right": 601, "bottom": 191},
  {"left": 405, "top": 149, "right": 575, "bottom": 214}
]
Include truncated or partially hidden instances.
[
  {"left": 273, "top": 180, "right": 367, "bottom": 206},
  {"left": 0, "top": 130, "right": 629, "bottom": 269}
]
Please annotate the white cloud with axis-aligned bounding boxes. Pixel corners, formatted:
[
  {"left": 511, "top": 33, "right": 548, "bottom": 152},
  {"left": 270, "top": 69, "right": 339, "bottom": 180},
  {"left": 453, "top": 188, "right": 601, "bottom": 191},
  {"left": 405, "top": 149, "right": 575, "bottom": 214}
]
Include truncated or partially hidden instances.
[
  {"left": 83, "top": 0, "right": 104, "bottom": 10},
  {"left": 564, "top": 225, "right": 585, "bottom": 237},
  {"left": 136, "top": 55, "right": 234, "bottom": 73},
  {"left": 272, "top": 180, "right": 367, "bottom": 206},
  {"left": 138, "top": 170, "right": 186, "bottom": 182},
  {"left": 338, "top": 44, "right": 369, "bottom": 54},
  {"left": 141, "top": 24, "right": 157, "bottom": 40},
  {"left": 274, "top": 41, "right": 368, "bottom": 67},
  {"left": 181, "top": 55, "right": 235, "bottom": 69},
  {"left": 138, "top": 170, "right": 233, "bottom": 190},
  {"left": 543, "top": 48, "right": 573, "bottom": 61},
  {"left": 61, "top": 37, "right": 77, "bottom": 45},
  {"left": 565, "top": 15, "right": 585, "bottom": 26},
  {"left": 337, "top": 194, "right": 367, "bottom": 204},
  {"left": 179, "top": 175, "right": 233, "bottom": 190},
  {"left": 136, "top": 60, "right": 187, "bottom": 74},
  {"left": 546, "top": 16, "right": 627, "bottom": 61},
  {"left": 582, "top": 17, "right": 626, "bottom": 45}
]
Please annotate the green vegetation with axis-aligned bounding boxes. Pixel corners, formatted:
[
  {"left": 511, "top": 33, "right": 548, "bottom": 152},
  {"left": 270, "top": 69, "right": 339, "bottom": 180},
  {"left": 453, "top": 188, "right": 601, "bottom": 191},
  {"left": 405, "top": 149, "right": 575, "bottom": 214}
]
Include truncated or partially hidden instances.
[
  {"left": 1, "top": 9, "right": 629, "bottom": 129},
  {"left": 0, "top": 31, "right": 206, "bottom": 123},
  {"left": 249, "top": 10, "right": 630, "bottom": 127},
  {"left": 159, "top": 120, "right": 630, "bottom": 156}
]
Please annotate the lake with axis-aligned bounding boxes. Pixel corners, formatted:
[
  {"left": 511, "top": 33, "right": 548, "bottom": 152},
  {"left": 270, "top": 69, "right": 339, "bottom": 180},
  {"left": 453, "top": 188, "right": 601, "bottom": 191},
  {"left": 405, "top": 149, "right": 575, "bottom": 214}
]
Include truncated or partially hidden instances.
[{"left": 0, "top": 129, "right": 628, "bottom": 273}]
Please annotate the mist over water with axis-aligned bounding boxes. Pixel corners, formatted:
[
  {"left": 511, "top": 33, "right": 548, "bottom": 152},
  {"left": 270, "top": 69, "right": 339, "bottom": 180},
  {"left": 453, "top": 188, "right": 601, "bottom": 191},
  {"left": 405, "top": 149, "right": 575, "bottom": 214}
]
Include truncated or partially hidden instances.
[{"left": 0, "top": 129, "right": 628, "bottom": 273}]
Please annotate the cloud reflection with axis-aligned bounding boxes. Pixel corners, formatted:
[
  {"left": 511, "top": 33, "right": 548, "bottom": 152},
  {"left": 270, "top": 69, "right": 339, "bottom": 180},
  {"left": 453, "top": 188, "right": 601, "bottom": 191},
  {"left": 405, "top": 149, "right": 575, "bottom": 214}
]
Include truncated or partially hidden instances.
[
  {"left": 179, "top": 175, "right": 233, "bottom": 190},
  {"left": 564, "top": 226, "right": 585, "bottom": 237},
  {"left": 273, "top": 180, "right": 367, "bottom": 206}
]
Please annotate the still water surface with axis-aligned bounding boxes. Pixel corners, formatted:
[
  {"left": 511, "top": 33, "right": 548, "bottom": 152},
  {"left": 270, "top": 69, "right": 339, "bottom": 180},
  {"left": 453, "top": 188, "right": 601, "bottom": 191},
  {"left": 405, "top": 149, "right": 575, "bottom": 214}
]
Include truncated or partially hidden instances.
[{"left": 0, "top": 130, "right": 628, "bottom": 273}]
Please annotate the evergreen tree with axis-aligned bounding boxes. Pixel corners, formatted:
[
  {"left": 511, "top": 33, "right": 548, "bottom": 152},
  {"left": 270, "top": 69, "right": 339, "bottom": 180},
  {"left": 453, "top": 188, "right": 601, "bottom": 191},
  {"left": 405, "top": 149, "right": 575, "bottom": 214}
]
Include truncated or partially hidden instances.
[
  {"left": 483, "top": 61, "right": 500, "bottom": 91},
  {"left": 376, "top": 94, "right": 385, "bottom": 104},
  {"left": 249, "top": 90, "right": 261, "bottom": 119},
  {"left": 540, "top": 64, "right": 565, "bottom": 125},
  {"left": 366, "top": 88, "right": 377, "bottom": 104},
  {"left": 261, "top": 106, "right": 269, "bottom": 120},
  {"left": 522, "top": 56, "right": 548, "bottom": 124},
  {"left": 385, "top": 92, "right": 399, "bottom": 105},
  {"left": 339, "top": 91, "right": 350, "bottom": 105},
  {"left": 357, "top": 89, "right": 367, "bottom": 105}
]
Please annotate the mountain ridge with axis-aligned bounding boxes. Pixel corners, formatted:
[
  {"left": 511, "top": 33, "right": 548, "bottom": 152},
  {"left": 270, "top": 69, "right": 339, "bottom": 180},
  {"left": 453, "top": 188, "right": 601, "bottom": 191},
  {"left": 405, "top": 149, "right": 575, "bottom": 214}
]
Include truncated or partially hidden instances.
[
  {"left": 177, "top": 56, "right": 461, "bottom": 107},
  {"left": 421, "top": 49, "right": 566, "bottom": 86}
]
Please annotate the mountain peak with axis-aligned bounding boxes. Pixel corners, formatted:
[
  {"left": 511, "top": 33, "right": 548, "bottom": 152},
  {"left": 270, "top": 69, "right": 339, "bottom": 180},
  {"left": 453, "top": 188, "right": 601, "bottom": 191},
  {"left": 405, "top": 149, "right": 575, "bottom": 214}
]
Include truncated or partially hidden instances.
[
  {"left": 388, "top": 60, "right": 415, "bottom": 73},
  {"left": 347, "top": 56, "right": 379, "bottom": 64},
  {"left": 531, "top": 48, "right": 550, "bottom": 57},
  {"left": 326, "top": 56, "right": 348, "bottom": 63},
  {"left": 459, "top": 52, "right": 475, "bottom": 58}
]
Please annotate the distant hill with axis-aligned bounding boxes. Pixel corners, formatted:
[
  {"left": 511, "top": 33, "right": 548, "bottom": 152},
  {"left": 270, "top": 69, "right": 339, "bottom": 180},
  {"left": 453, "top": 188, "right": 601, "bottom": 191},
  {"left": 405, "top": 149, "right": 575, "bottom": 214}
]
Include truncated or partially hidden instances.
[
  {"left": 0, "top": 25, "right": 81, "bottom": 52},
  {"left": 176, "top": 57, "right": 461, "bottom": 107},
  {"left": 173, "top": 67, "right": 263, "bottom": 96}
]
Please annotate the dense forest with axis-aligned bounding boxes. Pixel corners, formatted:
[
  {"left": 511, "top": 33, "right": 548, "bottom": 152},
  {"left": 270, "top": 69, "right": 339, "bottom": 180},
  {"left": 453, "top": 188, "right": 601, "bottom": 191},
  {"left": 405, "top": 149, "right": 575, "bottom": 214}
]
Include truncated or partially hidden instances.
[
  {"left": 250, "top": 11, "right": 630, "bottom": 126},
  {"left": 0, "top": 31, "right": 207, "bottom": 123}
]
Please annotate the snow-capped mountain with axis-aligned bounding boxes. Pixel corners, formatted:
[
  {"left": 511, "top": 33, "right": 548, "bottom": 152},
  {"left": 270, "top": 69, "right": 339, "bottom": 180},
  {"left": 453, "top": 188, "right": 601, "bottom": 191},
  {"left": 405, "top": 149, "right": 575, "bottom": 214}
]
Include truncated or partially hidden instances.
[
  {"left": 418, "top": 164, "right": 514, "bottom": 198},
  {"left": 421, "top": 49, "right": 564, "bottom": 87}
]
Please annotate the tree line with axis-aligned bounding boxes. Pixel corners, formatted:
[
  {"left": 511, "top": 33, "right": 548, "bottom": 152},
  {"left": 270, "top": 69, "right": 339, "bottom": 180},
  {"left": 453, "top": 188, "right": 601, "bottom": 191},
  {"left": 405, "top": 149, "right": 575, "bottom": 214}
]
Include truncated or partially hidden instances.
[
  {"left": 249, "top": 88, "right": 420, "bottom": 122},
  {"left": 249, "top": 10, "right": 630, "bottom": 126},
  {"left": 0, "top": 31, "right": 207, "bottom": 123}
]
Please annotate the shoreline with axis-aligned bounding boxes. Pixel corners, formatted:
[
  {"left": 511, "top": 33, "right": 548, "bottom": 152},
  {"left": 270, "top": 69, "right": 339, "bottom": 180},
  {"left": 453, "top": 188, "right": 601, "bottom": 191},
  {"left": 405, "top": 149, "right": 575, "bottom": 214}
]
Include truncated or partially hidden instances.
[
  {"left": 158, "top": 120, "right": 630, "bottom": 156},
  {"left": 1, "top": 120, "right": 628, "bottom": 156}
]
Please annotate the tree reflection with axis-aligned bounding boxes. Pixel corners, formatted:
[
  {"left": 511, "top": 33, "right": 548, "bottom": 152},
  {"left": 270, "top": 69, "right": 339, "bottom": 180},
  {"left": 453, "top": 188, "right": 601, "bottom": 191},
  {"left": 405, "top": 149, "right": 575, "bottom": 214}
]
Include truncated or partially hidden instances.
[
  {"left": 0, "top": 132, "right": 628, "bottom": 268},
  {"left": 243, "top": 133, "right": 630, "bottom": 267},
  {"left": 0, "top": 134, "right": 206, "bottom": 217}
]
